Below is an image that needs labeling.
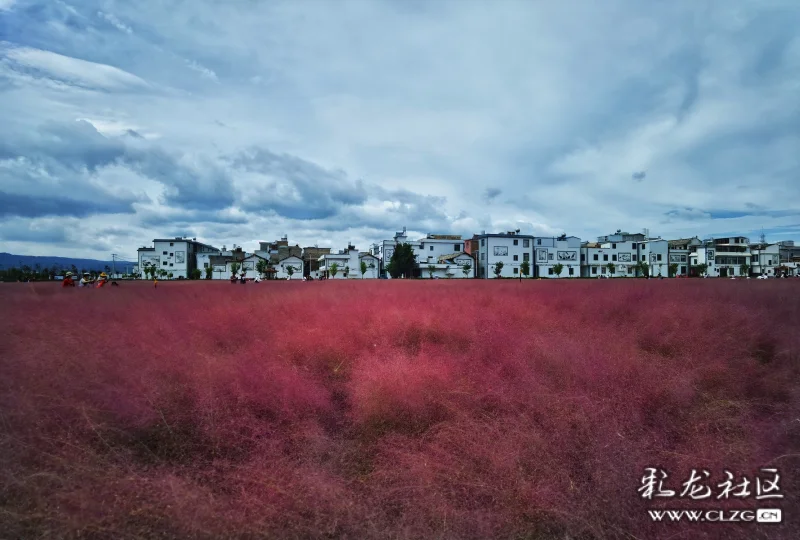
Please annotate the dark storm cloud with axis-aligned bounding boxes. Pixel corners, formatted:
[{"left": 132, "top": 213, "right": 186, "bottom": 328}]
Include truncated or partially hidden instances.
[
  {"left": 231, "top": 148, "right": 368, "bottom": 219},
  {"left": 484, "top": 188, "right": 502, "bottom": 201},
  {"left": 0, "top": 192, "right": 138, "bottom": 218},
  {"left": 632, "top": 171, "right": 646, "bottom": 181}
]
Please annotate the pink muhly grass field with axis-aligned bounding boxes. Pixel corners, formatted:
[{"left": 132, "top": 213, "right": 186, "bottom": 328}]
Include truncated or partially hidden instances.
[{"left": 0, "top": 279, "right": 798, "bottom": 539}]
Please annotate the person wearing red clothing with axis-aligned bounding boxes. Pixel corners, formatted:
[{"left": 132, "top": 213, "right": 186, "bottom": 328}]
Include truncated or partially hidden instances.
[
  {"left": 62, "top": 271, "right": 75, "bottom": 287},
  {"left": 96, "top": 272, "right": 109, "bottom": 288}
]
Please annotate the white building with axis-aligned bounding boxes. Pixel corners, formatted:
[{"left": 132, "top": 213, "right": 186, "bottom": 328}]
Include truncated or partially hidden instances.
[
  {"left": 534, "top": 235, "right": 581, "bottom": 278},
  {"left": 689, "top": 244, "right": 718, "bottom": 277},
  {"left": 711, "top": 236, "right": 751, "bottom": 277},
  {"left": 581, "top": 242, "right": 635, "bottom": 278},
  {"left": 358, "top": 254, "right": 380, "bottom": 278},
  {"left": 637, "top": 239, "right": 670, "bottom": 277},
  {"left": 750, "top": 243, "right": 780, "bottom": 277},
  {"left": 275, "top": 255, "right": 304, "bottom": 280},
  {"left": 667, "top": 237, "right": 703, "bottom": 276},
  {"left": 377, "top": 228, "right": 464, "bottom": 278},
  {"left": 417, "top": 252, "right": 475, "bottom": 278},
  {"left": 319, "top": 245, "right": 361, "bottom": 279},
  {"left": 137, "top": 237, "right": 220, "bottom": 279},
  {"left": 475, "top": 231, "right": 534, "bottom": 278}
]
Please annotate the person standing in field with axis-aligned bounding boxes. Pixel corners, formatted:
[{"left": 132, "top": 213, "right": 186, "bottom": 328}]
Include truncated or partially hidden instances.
[
  {"left": 96, "top": 272, "right": 109, "bottom": 288},
  {"left": 79, "top": 273, "right": 93, "bottom": 287},
  {"left": 62, "top": 271, "right": 75, "bottom": 287}
]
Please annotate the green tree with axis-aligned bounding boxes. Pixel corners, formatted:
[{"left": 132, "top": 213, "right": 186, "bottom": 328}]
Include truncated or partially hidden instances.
[
  {"left": 427, "top": 264, "right": 436, "bottom": 278},
  {"left": 636, "top": 261, "right": 649, "bottom": 278},
  {"left": 668, "top": 263, "right": 678, "bottom": 277},
  {"left": 344, "top": 265, "right": 350, "bottom": 278},
  {"left": 168, "top": 272, "right": 174, "bottom": 279},
  {"left": 387, "top": 243, "right": 417, "bottom": 279},
  {"left": 158, "top": 269, "right": 167, "bottom": 279},
  {"left": 256, "top": 259, "right": 268, "bottom": 279},
  {"left": 360, "top": 260, "right": 367, "bottom": 278},
  {"left": 191, "top": 268, "right": 202, "bottom": 280},
  {"left": 286, "top": 265, "right": 296, "bottom": 279},
  {"left": 520, "top": 259, "right": 530, "bottom": 278},
  {"left": 230, "top": 262, "right": 240, "bottom": 278},
  {"left": 205, "top": 266, "right": 213, "bottom": 279},
  {"left": 493, "top": 261, "right": 504, "bottom": 278},
  {"left": 740, "top": 263, "right": 750, "bottom": 277},
  {"left": 606, "top": 262, "right": 615, "bottom": 276},
  {"left": 329, "top": 262, "right": 339, "bottom": 279},
  {"left": 462, "top": 262, "right": 472, "bottom": 278},
  {"left": 553, "top": 263, "right": 564, "bottom": 277}
]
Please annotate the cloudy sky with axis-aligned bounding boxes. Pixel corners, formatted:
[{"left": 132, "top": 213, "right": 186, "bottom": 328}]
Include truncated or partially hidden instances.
[{"left": 1, "top": 0, "right": 798, "bottom": 259}]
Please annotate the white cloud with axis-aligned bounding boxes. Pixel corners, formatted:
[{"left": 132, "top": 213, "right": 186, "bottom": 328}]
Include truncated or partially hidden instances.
[{"left": 0, "top": 0, "right": 798, "bottom": 258}]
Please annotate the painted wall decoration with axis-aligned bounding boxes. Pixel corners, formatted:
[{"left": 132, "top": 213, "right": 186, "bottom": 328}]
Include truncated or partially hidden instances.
[
  {"left": 385, "top": 248, "right": 394, "bottom": 259},
  {"left": 557, "top": 251, "right": 577, "bottom": 261},
  {"left": 669, "top": 254, "right": 687, "bottom": 263},
  {"left": 241, "top": 261, "right": 255, "bottom": 271},
  {"left": 618, "top": 253, "right": 632, "bottom": 262},
  {"left": 536, "top": 249, "right": 548, "bottom": 262},
  {"left": 708, "top": 250, "right": 715, "bottom": 259},
  {"left": 493, "top": 246, "right": 508, "bottom": 256},
  {"left": 175, "top": 251, "right": 185, "bottom": 264},
  {"left": 650, "top": 253, "right": 657, "bottom": 263},
  {"left": 140, "top": 255, "right": 160, "bottom": 269},
  {"left": 213, "top": 265, "right": 226, "bottom": 274}
]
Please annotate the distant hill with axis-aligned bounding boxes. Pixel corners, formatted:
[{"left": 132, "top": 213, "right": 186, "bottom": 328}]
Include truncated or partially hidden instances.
[{"left": 0, "top": 252, "right": 123, "bottom": 272}]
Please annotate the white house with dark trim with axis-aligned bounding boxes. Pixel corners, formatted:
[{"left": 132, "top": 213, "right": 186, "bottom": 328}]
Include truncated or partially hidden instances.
[
  {"left": 667, "top": 237, "right": 703, "bottom": 276},
  {"left": 418, "top": 252, "right": 475, "bottom": 278},
  {"left": 475, "top": 231, "right": 534, "bottom": 278},
  {"left": 137, "top": 237, "right": 220, "bottom": 279},
  {"left": 275, "top": 255, "right": 304, "bottom": 280},
  {"left": 637, "top": 239, "right": 670, "bottom": 277},
  {"left": 749, "top": 243, "right": 780, "bottom": 277},
  {"left": 533, "top": 235, "right": 581, "bottom": 278}
]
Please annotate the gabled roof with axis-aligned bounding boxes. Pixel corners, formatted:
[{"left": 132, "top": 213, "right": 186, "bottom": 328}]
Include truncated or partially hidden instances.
[
  {"left": 436, "top": 252, "right": 470, "bottom": 263},
  {"left": 359, "top": 253, "right": 379, "bottom": 259},
  {"left": 278, "top": 254, "right": 303, "bottom": 262},
  {"left": 582, "top": 242, "right": 601, "bottom": 248}
]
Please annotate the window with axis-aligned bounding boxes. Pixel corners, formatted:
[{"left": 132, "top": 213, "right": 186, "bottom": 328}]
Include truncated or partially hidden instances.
[
  {"left": 163, "top": 251, "right": 168, "bottom": 255},
  {"left": 537, "top": 239, "right": 541, "bottom": 245},
  {"left": 170, "top": 242, "right": 174, "bottom": 246},
  {"left": 603, "top": 254, "right": 608, "bottom": 261},
  {"left": 169, "top": 263, "right": 173, "bottom": 267},
  {"left": 523, "top": 239, "right": 530, "bottom": 247},
  {"left": 568, "top": 267, "right": 574, "bottom": 275},
  {"left": 581, "top": 253, "right": 586, "bottom": 261},
  {"left": 203, "top": 263, "right": 209, "bottom": 268},
  {"left": 170, "top": 253, "right": 174, "bottom": 257},
  {"left": 642, "top": 255, "right": 646, "bottom": 262},
  {"left": 612, "top": 255, "right": 617, "bottom": 261},
  {"left": 632, "top": 243, "right": 637, "bottom": 249},
  {"left": 513, "top": 255, "right": 518, "bottom": 261},
  {"left": 430, "top": 246, "right": 434, "bottom": 251},
  {"left": 548, "top": 253, "right": 554, "bottom": 260},
  {"left": 657, "top": 254, "right": 662, "bottom": 261},
  {"left": 601, "top": 266, "right": 606, "bottom": 274},
  {"left": 513, "top": 239, "right": 518, "bottom": 246},
  {"left": 481, "top": 253, "right": 485, "bottom": 261},
  {"left": 593, "top": 254, "right": 598, "bottom": 261},
  {"left": 548, "top": 268, "right": 554, "bottom": 275},
  {"left": 454, "top": 244, "right": 460, "bottom": 251},
  {"left": 513, "top": 268, "right": 518, "bottom": 274},
  {"left": 162, "top": 261, "right": 167, "bottom": 265},
  {"left": 523, "top": 253, "right": 529, "bottom": 261},
  {"left": 768, "top": 259, "right": 772, "bottom": 265},
  {"left": 591, "top": 267, "right": 597, "bottom": 274},
  {"left": 612, "top": 243, "right": 617, "bottom": 249}
]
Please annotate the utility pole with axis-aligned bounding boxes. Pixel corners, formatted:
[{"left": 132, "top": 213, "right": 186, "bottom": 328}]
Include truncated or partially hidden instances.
[{"left": 111, "top": 254, "right": 118, "bottom": 277}]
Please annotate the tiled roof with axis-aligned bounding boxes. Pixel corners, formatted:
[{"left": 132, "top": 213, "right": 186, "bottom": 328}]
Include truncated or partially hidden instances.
[{"left": 436, "top": 252, "right": 467, "bottom": 263}]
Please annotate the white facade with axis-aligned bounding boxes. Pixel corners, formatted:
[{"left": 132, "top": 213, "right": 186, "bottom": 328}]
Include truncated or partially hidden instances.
[
  {"left": 750, "top": 244, "right": 780, "bottom": 276},
  {"left": 420, "top": 252, "right": 475, "bottom": 278},
  {"left": 378, "top": 228, "right": 464, "bottom": 278},
  {"left": 581, "top": 243, "right": 636, "bottom": 278},
  {"left": 275, "top": 255, "right": 304, "bottom": 280},
  {"left": 358, "top": 254, "right": 380, "bottom": 278},
  {"left": 711, "top": 236, "right": 750, "bottom": 277},
  {"left": 476, "top": 233, "right": 534, "bottom": 278},
  {"left": 690, "top": 246, "right": 718, "bottom": 277},
  {"left": 534, "top": 236, "right": 581, "bottom": 278},
  {"left": 319, "top": 249, "right": 360, "bottom": 279},
  {"left": 138, "top": 237, "right": 219, "bottom": 279},
  {"left": 638, "top": 239, "right": 670, "bottom": 277},
  {"left": 667, "top": 238, "right": 702, "bottom": 276}
]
